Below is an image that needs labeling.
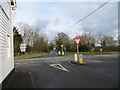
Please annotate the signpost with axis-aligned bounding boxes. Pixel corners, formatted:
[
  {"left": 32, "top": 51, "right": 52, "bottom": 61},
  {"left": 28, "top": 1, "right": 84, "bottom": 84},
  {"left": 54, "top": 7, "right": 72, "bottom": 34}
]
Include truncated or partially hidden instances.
[
  {"left": 73, "top": 38, "right": 81, "bottom": 45},
  {"left": 72, "top": 38, "right": 85, "bottom": 65},
  {"left": 60, "top": 45, "right": 64, "bottom": 55},
  {"left": 60, "top": 45, "right": 64, "bottom": 52},
  {"left": 73, "top": 38, "right": 81, "bottom": 62},
  {"left": 20, "top": 42, "right": 26, "bottom": 54}
]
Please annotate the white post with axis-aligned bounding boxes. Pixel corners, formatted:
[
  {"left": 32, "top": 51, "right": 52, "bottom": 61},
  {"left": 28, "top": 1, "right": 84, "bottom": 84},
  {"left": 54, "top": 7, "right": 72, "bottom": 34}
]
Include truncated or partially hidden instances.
[
  {"left": 74, "top": 54, "right": 78, "bottom": 62},
  {"left": 58, "top": 51, "right": 61, "bottom": 55}
]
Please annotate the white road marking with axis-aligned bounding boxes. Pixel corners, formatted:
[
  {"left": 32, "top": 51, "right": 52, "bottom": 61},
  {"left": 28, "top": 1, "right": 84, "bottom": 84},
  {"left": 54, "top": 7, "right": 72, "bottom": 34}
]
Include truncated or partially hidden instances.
[
  {"left": 50, "top": 64, "right": 69, "bottom": 72},
  {"left": 15, "top": 63, "right": 21, "bottom": 65},
  {"left": 94, "top": 55, "right": 118, "bottom": 57},
  {"left": 23, "top": 62, "right": 29, "bottom": 64},
  {"left": 44, "top": 61, "right": 47, "bottom": 62},
  {"left": 15, "top": 57, "right": 65, "bottom": 62},
  {"left": 29, "top": 72, "right": 36, "bottom": 88},
  {"left": 92, "top": 61, "right": 103, "bottom": 62},
  {"left": 30, "top": 62, "right": 35, "bottom": 63}
]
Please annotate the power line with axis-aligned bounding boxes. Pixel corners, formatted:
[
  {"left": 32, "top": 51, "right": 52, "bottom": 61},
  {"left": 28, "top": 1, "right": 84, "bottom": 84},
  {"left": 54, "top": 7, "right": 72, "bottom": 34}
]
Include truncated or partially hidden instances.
[{"left": 64, "top": 0, "right": 111, "bottom": 32}]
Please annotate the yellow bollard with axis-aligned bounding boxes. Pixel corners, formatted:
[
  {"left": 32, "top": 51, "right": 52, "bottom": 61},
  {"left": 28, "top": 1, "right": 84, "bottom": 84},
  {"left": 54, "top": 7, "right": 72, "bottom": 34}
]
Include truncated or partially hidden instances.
[
  {"left": 79, "top": 54, "right": 83, "bottom": 63},
  {"left": 62, "top": 51, "right": 64, "bottom": 55}
]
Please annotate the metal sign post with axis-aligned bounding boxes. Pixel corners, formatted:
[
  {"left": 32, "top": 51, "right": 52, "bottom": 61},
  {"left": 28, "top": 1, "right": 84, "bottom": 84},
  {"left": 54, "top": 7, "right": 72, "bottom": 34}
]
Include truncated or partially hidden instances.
[
  {"left": 73, "top": 38, "right": 86, "bottom": 65},
  {"left": 77, "top": 44, "right": 79, "bottom": 62},
  {"left": 60, "top": 45, "right": 64, "bottom": 55},
  {"left": 60, "top": 45, "right": 64, "bottom": 52},
  {"left": 73, "top": 38, "right": 81, "bottom": 62}
]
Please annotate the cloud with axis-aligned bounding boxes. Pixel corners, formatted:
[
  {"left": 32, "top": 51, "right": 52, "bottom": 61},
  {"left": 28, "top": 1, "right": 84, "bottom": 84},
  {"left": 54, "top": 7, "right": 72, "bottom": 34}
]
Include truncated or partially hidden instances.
[
  {"left": 13, "top": 2, "right": 118, "bottom": 41},
  {"left": 12, "top": 2, "right": 38, "bottom": 25},
  {"left": 35, "top": 19, "right": 50, "bottom": 29}
]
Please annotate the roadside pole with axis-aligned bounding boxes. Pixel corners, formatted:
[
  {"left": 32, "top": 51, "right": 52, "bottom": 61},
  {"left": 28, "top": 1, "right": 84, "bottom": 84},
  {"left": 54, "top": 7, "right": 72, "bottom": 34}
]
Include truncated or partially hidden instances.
[
  {"left": 77, "top": 44, "right": 79, "bottom": 62},
  {"left": 62, "top": 45, "right": 63, "bottom": 55},
  {"left": 73, "top": 38, "right": 81, "bottom": 62},
  {"left": 60, "top": 45, "right": 64, "bottom": 55},
  {"left": 72, "top": 38, "right": 86, "bottom": 65}
]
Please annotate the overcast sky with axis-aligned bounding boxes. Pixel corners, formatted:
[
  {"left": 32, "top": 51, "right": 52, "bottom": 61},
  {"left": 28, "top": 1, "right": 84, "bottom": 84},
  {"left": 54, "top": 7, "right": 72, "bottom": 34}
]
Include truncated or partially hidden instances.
[{"left": 12, "top": 0, "right": 118, "bottom": 41}]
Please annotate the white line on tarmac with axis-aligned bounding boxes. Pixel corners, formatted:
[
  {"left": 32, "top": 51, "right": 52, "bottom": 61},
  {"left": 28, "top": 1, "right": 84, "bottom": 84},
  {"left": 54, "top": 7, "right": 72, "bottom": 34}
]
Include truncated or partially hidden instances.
[
  {"left": 29, "top": 72, "right": 36, "bottom": 88},
  {"left": 23, "top": 62, "right": 29, "bottom": 64},
  {"left": 94, "top": 54, "right": 118, "bottom": 57},
  {"left": 92, "top": 61, "right": 103, "bottom": 62},
  {"left": 50, "top": 64, "right": 69, "bottom": 72},
  {"left": 15, "top": 63, "right": 21, "bottom": 65},
  {"left": 30, "top": 62, "right": 35, "bottom": 63},
  {"left": 15, "top": 57, "right": 65, "bottom": 62}
]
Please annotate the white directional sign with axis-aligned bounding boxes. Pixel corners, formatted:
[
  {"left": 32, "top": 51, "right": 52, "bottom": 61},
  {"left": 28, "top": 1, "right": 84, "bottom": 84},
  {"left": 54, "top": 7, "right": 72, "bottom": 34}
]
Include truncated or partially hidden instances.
[
  {"left": 73, "top": 38, "right": 81, "bottom": 45},
  {"left": 20, "top": 43, "right": 26, "bottom": 52}
]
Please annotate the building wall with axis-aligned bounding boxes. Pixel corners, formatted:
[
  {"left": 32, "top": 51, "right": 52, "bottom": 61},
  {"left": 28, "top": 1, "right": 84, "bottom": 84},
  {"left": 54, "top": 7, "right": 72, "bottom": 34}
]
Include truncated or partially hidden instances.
[{"left": 0, "top": 0, "right": 14, "bottom": 84}]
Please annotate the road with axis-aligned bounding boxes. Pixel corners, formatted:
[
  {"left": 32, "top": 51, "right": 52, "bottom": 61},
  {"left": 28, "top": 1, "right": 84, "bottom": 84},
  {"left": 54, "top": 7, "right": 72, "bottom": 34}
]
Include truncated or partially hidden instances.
[{"left": 4, "top": 54, "right": 118, "bottom": 88}]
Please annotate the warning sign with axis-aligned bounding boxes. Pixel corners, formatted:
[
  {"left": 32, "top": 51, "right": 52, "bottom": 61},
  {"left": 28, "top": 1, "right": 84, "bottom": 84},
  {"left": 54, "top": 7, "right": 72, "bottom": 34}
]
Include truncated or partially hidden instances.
[{"left": 73, "top": 38, "right": 81, "bottom": 45}]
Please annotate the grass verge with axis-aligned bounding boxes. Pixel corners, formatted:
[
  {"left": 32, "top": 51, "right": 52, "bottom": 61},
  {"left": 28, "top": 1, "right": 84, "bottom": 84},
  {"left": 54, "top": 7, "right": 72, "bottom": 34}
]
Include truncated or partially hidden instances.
[
  {"left": 14, "top": 53, "right": 47, "bottom": 59},
  {"left": 67, "top": 52, "right": 119, "bottom": 55}
]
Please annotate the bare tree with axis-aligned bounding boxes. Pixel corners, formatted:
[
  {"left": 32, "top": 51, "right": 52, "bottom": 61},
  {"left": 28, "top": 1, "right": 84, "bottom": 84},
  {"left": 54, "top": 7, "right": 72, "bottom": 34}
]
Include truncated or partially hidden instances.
[
  {"left": 54, "top": 32, "right": 71, "bottom": 51},
  {"left": 17, "top": 22, "right": 48, "bottom": 53},
  {"left": 96, "top": 32, "right": 116, "bottom": 47},
  {"left": 81, "top": 30, "right": 95, "bottom": 51},
  {"left": 13, "top": 27, "right": 22, "bottom": 55},
  {"left": 32, "top": 26, "right": 48, "bottom": 53},
  {"left": 18, "top": 23, "right": 34, "bottom": 46}
]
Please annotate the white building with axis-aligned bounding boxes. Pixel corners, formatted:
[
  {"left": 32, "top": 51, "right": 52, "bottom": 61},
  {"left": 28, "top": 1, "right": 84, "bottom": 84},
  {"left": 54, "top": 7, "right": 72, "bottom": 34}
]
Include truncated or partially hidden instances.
[{"left": 0, "top": 0, "right": 16, "bottom": 86}]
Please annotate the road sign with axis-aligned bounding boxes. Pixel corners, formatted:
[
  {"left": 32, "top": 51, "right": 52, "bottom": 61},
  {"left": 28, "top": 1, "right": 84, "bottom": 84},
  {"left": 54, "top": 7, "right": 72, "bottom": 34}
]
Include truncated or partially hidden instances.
[
  {"left": 73, "top": 38, "right": 81, "bottom": 62},
  {"left": 73, "top": 38, "right": 81, "bottom": 45},
  {"left": 60, "top": 45, "right": 64, "bottom": 47},
  {"left": 20, "top": 43, "right": 26, "bottom": 52}
]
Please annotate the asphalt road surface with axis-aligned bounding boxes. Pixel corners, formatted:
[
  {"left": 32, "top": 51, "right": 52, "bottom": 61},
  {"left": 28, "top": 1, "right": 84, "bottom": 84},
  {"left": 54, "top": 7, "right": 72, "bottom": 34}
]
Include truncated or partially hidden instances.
[{"left": 4, "top": 54, "right": 118, "bottom": 88}]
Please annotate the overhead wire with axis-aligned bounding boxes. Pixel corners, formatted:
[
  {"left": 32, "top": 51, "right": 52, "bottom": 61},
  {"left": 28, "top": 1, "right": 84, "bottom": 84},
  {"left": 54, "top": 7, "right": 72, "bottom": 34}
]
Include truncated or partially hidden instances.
[{"left": 63, "top": 0, "right": 111, "bottom": 32}]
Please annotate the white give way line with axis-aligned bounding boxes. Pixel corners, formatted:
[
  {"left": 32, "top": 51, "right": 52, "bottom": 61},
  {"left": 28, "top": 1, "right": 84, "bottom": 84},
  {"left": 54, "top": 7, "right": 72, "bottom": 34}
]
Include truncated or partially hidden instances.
[{"left": 50, "top": 64, "right": 69, "bottom": 72}]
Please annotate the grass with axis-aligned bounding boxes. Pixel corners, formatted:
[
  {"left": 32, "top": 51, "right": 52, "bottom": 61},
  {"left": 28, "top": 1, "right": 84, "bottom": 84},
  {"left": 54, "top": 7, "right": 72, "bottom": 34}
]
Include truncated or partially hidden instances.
[
  {"left": 14, "top": 53, "right": 47, "bottom": 59},
  {"left": 67, "top": 52, "right": 120, "bottom": 55},
  {"left": 14, "top": 52, "right": 119, "bottom": 59}
]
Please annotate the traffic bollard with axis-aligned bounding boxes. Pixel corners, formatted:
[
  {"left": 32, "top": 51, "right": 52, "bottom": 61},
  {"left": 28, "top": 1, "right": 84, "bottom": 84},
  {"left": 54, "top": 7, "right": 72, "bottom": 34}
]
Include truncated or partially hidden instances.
[
  {"left": 62, "top": 51, "right": 64, "bottom": 55},
  {"left": 58, "top": 51, "right": 61, "bottom": 55},
  {"left": 79, "top": 54, "right": 83, "bottom": 63},
  {"left": 74, "top": 54, "right": 78, "bottom": 62}
]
